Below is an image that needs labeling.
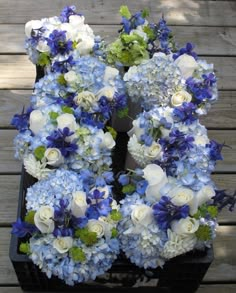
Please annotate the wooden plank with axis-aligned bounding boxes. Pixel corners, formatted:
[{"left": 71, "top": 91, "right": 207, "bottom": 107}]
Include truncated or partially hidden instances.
[
  {"left": 0, "top": 228, "right": 18, "bottom": 284},
  {"left": 0, "top": 56, "right": 236, "bottom": 90},
  {"left": 1, "top": 25, "right": 236, "bottom": 56},
  {"left": 0, "top": 129, "right": 235, "bottom": 174},
  {"left": 0, "top": 90, "right": 30, "bottom": 128},
  {"left": 0, "top": 174, "right": 235, "bottom": 226},
  {"left": 204, "top": 226, "right": 236, "bottom": 282},
  {"left": 1, "top": 226, "right": 236, "bottom": 285},
  {"left": 1, "top": 285, "right": 236, "bottom": 293},
  {"left": 1, "top": 90, "right": 235, "bottom": 129},
  {"left": 0, "top": 130, "right": 21, "bottom": 173},
  {"left": 0, "top": 1, "right": 235, "bottom": 26}
]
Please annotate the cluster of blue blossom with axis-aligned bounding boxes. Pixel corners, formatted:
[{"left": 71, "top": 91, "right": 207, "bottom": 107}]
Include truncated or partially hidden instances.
[
  {"left": 24, "top": 5, "right": 103, "bottom": 71},
  {"left": 13, "top": 169, "right": 120, "bottom": 285},
  {"left": 11, "top": 4, "right": 235, "bottom": 285}
]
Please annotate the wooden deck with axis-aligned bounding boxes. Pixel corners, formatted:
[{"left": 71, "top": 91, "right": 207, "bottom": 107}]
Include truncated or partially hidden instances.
[{"left": 0, "top": 0, "right": 235, "bottom": 292}]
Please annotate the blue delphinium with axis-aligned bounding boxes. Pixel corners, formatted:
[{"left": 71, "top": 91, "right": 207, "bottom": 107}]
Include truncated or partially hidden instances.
[
  {"left": 47, "top": 30, "right": 73, "bottom": 57},
  {"left": 11, "top": 106, "right": 32, "bottom": 131}
]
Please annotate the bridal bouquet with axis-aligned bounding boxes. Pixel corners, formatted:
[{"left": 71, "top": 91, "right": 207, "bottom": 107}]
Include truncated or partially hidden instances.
[{"left": 11, "top": 5, "right": 235, "bottom": 286}]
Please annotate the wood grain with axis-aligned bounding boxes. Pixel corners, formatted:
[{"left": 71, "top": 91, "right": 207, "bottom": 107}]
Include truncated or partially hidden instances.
[
  {"left": 0, "top": 1, "right": 235, "bottom": 26},
  {"left": 1, "top": 90, "right": 235, "bottom": 129},
  {"left": 2, "top": 226, "right": 236, "bottom": 285},
  {"left": 0, "top": 174, "right": 235, "bottom": 225},
  {"left": 1, "top": 25, "right": 236, "bottom": 56},
  {"left": 1, "top": 55, "right": 236, "bottom": 90}
]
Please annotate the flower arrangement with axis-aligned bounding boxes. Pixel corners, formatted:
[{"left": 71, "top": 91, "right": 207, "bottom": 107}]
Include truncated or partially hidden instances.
[{"left": 11, "top": 5, "right": 235, "bottom": 288}]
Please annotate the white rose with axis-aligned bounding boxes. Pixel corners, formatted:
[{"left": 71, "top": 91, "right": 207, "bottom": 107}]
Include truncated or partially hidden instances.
[
  {"left": 127, "top": 118, "right": 145, "bottom": 139},
  {"left": 189, "top": 185, "right": 215, "bottom": 215},
  {"left": 44, "top": 148, "right": 64, "bottom": 167},
  {"left": 76, "top": 38, "right": 94, "bottom": 56},
  {"left": 87, "top": 219, "right": 105, "bottom": 238},
  {"left": 102, "top": 132, "right": 115, "bottom": 149},
  {"left": 69, "top": 15, "right": 85, "bottom": 26},
  {"left": 131, "top": 204, "right": 153, "bottom": 227},
  {"left": 194, "top": 135, "right": 209, "bottom": 146},
  {"left": 34, "top": 206, "right": 54, "bottom": 234},
  {"left": 71, "top": 191, "right": 88, "bottom": 218},
  {"left": 64, "top": 71, "right": 78, "bottom": 84},
  {"left": 169, "top": 187, "right": 194, "bottom": 206},
  {"left": 171, "top": 217, "right": 199, "bottom": 235},
  {"left": 144, "top": 142, "right": 162, "bottom": 161},
  {"left": 96, "top": 86, "right": 115, "bottom": 102},
  {"left": 29, "top": 110, "right": 46, "bottom": 134},
  {"left": 53, "top": 237, "right": 73, "bottom": 254},
  {"left": 174, "top": 54, "right": 198, "bottom": 79},
  {"left": 25, "top": 20, "right": 42, "bottom": 38},
  {"left": 60, "top": 23, "right": 74, "bottom": 39},
  {"left": 36, "top": 40, "right": 50, "bottom": 53},
  {"left": 143, "top": 164, "right": 168, "bottom": 202},
  {"left": 74, "top": 91, "right": 97, "bottom": 111},
  {"left": 103, "top": 67, "right": 119, "bottom": 83},
  {"left": 56, "top": 113, "right": 76, "bottom": 131},
  {"left": 171, "top": 90, "right": 192, "bottom": 107}
]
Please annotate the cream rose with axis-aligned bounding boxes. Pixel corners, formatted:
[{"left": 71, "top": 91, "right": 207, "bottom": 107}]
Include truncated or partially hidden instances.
[
  {"left": 174, "top": 54, "right": 198, "bottom": 79},
  {"left": 144, "top": 142, "right": 162, "bottom": 161},
  {"left": 76, "top": 38, "right": 95, "bottom": 56},
  {"left": 74, "top": 91, "right": 97, "bottom": 111},
  {"left": 190, "top": 185, "right": 215, "bottom": 215},
  {"left": 29, "top": 110, "right": 46, "bottom": 134},
  {"left": 127, "top": 118, "right": 145, "bottom": 139},
  {"left": 34, "top": 206, "right": 54, "bottom": 234},
  {"left": 25, "top": 20, "right": 42, "bottom": 38},
  {"left": 44, "top": 148, "right": 64, "bottom": 167},
  {"left": 36, "top": 40, "right": 50, "bottom": 53},
  {"left": 131, "top": 204, "right": 153, "bottom": 227},
  {"left": 143, "top": 164, "right": 168, "bottom": 202},
  {"left": 102, "top": 132, "right": 115, "bottom": 149},
  {"left": 103, "top": 67, "right": 119, "bottom": 83},
  {"left": 53, "top": 237, "right": 73, "bottom": 254},
  {"left": 171, "top": 217, "right": 199, "bottom": 235},
  {"left": 71, "top": 191, "right": 88, "bottom": 218},
  {"left": 64, "top": 71, "right": 78, "bottom": 84},
  {"left": 56, "top": 113, "right": 76, "bottom": 131},
  {"left": 171, "top": 90, "right": 192, "bottom": 107},
  {"left": 194, "top": 135, "right": 209, "bottom": 146},
  {"left": 87, "top": 219, "right": 105, "bottom": 238},
  {"left": 69, "top": 15, "right": 85, "bottom": 26},
  {"left": 170, "top": 187, "right": 194, "bottom": 206},
  {"left": 96, "top": 86, "right": 115, "bottom": 101}
]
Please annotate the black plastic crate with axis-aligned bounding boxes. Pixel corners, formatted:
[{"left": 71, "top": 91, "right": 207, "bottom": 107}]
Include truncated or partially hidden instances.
[
  {"left": 9, "top": 68, "right": 213, "bottom": 292},
  {"left": 9, "top": 164, "right": 213, "bottom": 292}
]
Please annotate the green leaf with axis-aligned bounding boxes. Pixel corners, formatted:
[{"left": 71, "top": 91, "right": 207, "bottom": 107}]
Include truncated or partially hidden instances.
[
  {"left": 110, "top": 210, "right": 122, "bottom": 221},
  {"left": 141, "top": 8, "right": 149, "bottom": 18},
  {"left": 143, "top": 26, "right": 155, "bottom": 40},
  {"left": 122, "top": 184, "right": 136, "bottom": 194},
  {"left": 34, "top": 146, "right": 46, "bottom": 161},
  {"left": 49, "top": 111, "right": 59, "bottom": 121},
  {"left": 38, "top": 52, "right": 50, "bottom": 66},
  {"left": 119, "top": 5, "right": 131, "bottom": 19},
  {"left": 75, "top": 228, "right": 98, "bottom": 246},
  {"left": 195, "top": 225, "right": 211, "bottom": 241},
  {"left": 111, "top": 227, "right": 118, "bottom": 238},
  {"left": 57, "top": 74, "right": 67, "bottom": 86},
  {"left": 117, "top": 107, "right": 129, "bottom": 118},
  {"left": 19, "top": 242, "right": 30, "bottom": 254},
  {"left": 207, "top": 206, "right": 218, "bottom": 218},
  {"left": 62, "top": 106, "right": 74, "bottom": 114},
  {"left": 69, "top": 247, "right": 86, "bottom": 262},
  {"left": 106, "top": 126, "right": 117, "bottom": 140},
  {"left": 24, "top": 211, "right": 36, "bottom": 225}
]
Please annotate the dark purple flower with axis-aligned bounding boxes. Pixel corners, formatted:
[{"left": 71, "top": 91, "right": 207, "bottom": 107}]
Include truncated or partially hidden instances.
[
  {"left": 121, "top": 17, "right": 132, "bottom": 33},
  {"left": 11, "top": 106, "right": 32, "bottom": 131},
  {"left": 114, "top": 94, "right": 127, "bottom": 110},
  {"left": 173, "top": 42, "right": 198, "bottom": 60},
  {"left": 51, "top": 56, "right": 76, "bottom": 73},
  {"left": 53, "top": 227, "right": 73, "bottom": 237},
  {"left": 97, "top": 198, "right": 112, "bottom": 216},
  {"left": 12, "top": 218, "right": 37, "bottom": 238},
  {"left": 59, "top": 6, "right": 82, "bottom": 23},
  {"left": 46, "top": 127, "right": 78, "bottom": 158},
  {"left": 173, "top": 102, "right": 197, "bottom": 125},
  {"left": 47, "top": 30, "right": 73, "bottom": 57},
  {"left": 153, "top": 196, "right": 189, "bottom": 230},
  {"left": 213, "top": 189, "right": 236, "bottom": 212},
  {"left": 206, "top": 140, "right": 224, "bottom": 161},
  {"left": 71, "top": 216, "right": 88, "bottom": 229},
  {"left": 86, "top": 205, "right": 100, "bottom": 220}
]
